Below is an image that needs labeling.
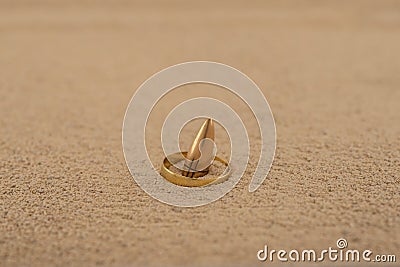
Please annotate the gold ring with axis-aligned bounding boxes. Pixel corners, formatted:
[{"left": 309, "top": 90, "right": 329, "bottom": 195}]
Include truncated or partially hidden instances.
[{"left": 160, "top": 152, "right": 232, "bottom": 187}]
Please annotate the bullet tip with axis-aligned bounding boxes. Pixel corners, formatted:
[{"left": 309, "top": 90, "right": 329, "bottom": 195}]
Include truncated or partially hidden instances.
[{"left": 182, "top": 118, "right": 216, "bottom": 178}]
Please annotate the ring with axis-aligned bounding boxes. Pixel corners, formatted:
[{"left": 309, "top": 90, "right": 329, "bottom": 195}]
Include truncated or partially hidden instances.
[{"left": 160, "top": 152, "right": 232, "bottom": 187}]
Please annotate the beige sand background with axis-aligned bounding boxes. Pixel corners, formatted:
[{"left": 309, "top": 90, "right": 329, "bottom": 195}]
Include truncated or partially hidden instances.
[{"left": 0, "top": 1, "right": 399, "bottom": 266}]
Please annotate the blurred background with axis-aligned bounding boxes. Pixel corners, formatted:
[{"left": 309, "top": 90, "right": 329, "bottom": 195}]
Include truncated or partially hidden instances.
[{"left": 0, "top": 1, "right": 399, "bottom": 266}]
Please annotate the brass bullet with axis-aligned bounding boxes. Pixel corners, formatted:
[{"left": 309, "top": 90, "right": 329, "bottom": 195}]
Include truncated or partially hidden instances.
[{"left": 182, "top": 118, "right": 215, "bottom": 178}]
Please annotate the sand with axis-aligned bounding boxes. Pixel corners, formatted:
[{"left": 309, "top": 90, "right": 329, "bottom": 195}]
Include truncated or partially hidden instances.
[{"left": 0, "top": 1, "right": 399, "bottom": 266}]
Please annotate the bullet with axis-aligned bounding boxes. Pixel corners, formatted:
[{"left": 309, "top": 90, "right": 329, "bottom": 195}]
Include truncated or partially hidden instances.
[{"left": 182, "top": 118, "right": 215, "bottom": 178}]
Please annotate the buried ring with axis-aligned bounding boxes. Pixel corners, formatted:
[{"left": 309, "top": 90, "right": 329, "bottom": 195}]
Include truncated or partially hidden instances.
[{"left": 160, "top": 152, "right": 232, "bottom": 187}]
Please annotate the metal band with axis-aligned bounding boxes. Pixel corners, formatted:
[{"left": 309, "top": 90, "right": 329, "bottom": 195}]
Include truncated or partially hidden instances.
[{"left": 160, "top": 152, "right": 231, "bottom": 187}]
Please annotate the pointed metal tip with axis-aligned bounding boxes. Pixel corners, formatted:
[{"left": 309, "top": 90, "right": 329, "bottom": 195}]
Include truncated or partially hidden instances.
[
  {"left": 182, "top": 118, "right": 215, "bottom": 177},
  {"left": 202, "top": 118, "right": 214, "bottom": 140}
]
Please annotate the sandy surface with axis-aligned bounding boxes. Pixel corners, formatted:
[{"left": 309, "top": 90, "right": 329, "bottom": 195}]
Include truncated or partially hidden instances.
[{"left": 1, "top": 1, "right": 399, "bottom": 266}]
